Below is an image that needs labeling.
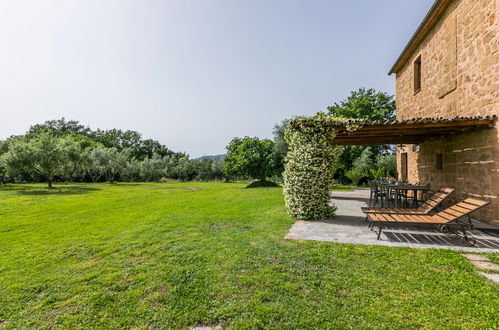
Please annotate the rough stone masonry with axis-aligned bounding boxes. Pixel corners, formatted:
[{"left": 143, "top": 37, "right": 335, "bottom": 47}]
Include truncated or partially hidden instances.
[{"left": 391, "top": 0, "right": 499, "bottom": 226}]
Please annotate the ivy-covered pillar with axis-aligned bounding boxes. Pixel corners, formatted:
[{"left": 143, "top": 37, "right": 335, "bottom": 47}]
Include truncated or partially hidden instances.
[{"left": 283, "top": 116, "right": 338, "bottom": 220}]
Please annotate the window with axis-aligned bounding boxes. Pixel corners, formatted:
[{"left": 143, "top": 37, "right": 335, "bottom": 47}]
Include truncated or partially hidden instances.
[
  {"left": 414, "top": 55, "right": 422, "bottom": 94},
  {"left": 436, "top": 153, "right": 443, "bottom": 170},
  {"left": 400, "top": 153, "right": 408, "bottom": 181}
]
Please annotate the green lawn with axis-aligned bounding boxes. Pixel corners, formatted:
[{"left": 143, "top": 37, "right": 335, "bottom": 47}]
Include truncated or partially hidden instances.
[
  {"left": 0, "top": 183, "right": 497, "bottom": 328},
  {"left": 331, "top": 184, "right": 364, "bottom": 191}
]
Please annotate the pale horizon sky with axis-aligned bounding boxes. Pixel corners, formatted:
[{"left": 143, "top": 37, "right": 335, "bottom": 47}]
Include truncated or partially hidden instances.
[{"left": 0, "top": 0, "right": 435, "bottom": 157}]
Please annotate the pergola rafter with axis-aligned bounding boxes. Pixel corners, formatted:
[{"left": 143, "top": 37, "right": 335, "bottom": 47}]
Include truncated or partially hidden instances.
[{"left": 290, "top": 116, "right": 496, "bottom": 146}]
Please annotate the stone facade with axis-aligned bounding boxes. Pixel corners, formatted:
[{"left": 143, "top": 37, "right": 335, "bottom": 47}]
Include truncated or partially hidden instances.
[{"left": 393, "top": 0, "right": 499, "bottom": 225}]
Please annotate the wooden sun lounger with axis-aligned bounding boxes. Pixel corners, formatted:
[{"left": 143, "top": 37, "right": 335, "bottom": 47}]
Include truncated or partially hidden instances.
[
  {"left": 366, "top": 198, "right": 490, "bottom": 246},
  {"left": 362, "top": 187, "right": 455, "bottom": 216}
]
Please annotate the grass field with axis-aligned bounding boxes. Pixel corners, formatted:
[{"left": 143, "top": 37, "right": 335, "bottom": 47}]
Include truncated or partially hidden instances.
[{"left": 0, "top": 182, "right": 497, "bottom": 328}]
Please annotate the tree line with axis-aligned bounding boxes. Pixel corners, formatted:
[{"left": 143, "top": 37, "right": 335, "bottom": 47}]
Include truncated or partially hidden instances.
[
  {"left": 0, "top": 88, "right": 397, "bottom": 188},
  {"left": 223, "top": 88, "right": 397, "bottom": 186},
  {"left": 0, "top": 118, "right": 225, "bottom": 187}
]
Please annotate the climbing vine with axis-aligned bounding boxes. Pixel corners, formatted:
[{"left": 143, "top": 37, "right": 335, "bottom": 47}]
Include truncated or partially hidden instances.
[{"left": 283, "top": 113, "right": 358, "bottom": 220}]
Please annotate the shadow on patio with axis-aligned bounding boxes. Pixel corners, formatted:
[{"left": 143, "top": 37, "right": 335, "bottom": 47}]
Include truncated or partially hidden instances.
[{"left": 286, "top": 189, "right": 499, "bottom": 252}]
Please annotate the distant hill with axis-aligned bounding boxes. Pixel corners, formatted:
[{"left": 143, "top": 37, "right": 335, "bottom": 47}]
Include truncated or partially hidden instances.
[{"left": 194, "top": 154, "right": 226, "bottom": 161}]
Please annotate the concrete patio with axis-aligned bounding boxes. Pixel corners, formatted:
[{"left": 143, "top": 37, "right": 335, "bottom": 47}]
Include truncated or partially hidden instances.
[{"left": 286, "top": 188, "right": 499, "bottom": 252}]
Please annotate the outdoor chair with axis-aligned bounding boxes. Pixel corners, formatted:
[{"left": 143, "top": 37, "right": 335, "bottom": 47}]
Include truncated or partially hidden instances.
[
  {"left": 406, "top": 183, "right": 431, "bottom": 208},
  {"left": 422, "top": 183, "right": 431, "bottom": 200},
  {"left": 378, "top": 183, "right": 390, "bottom": 207},
  {"left": 365, "top": 197, "right": 490, "bottom": 246},
  {"left": 368, "top": 180, "right": 380, "bottom": 207},
  {"left": 362, "top": 187, "right": 454, "bottom": 217}
]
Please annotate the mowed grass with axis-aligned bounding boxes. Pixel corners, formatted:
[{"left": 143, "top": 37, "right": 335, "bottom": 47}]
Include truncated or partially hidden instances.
[{"left": 0, "top": 183, "right": 497, "bottom": 328}]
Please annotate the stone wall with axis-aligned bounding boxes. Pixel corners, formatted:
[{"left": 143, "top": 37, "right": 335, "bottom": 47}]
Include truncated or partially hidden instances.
[
  {"left": 397, "top": 127, "right": 498, "bottom": 225},
  {"left": 394, "top": 0, "right": 499, "bottom": 225}
]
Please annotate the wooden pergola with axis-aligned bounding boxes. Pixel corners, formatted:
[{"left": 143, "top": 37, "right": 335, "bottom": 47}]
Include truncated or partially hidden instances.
[{"left": 290, "top": 116, "right": 496, "bottom": 145}]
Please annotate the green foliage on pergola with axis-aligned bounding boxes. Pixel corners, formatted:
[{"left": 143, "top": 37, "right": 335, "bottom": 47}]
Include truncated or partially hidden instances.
[{"left": 283, "top": 113, "right": 359, "bottom": 220}]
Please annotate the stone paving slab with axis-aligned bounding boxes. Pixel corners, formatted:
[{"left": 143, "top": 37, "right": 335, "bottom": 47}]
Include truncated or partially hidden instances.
[
  {"left": 285, "top": 189, "right": 499, "bottom": 253},
  {"left": 461, "top": 254, "right": 489, "bottom": 261},
  {"left": 462, "top": 254, "right": 499, "bottom": 271},
  {"left": 478, "top": 272, "right": 499, "bottom": 284}
]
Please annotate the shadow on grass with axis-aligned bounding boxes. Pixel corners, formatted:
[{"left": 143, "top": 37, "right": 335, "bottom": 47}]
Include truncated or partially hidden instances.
[
  {"left": 151, "top": 186, "right": 201, "bottom": 191},
  {"left": 0, "top": 185, "right": 100, "bottom": 196},
  {"left": 245, "top": 180, "right": 280, "bottom": 189},
  {"left": 110, "top": 183, "right": 143, "bottom": 187}
]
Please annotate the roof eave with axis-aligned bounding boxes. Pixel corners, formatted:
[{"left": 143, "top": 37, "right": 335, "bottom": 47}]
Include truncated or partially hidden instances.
[
  {"left": 290, "top": 116, "right": 497, "bottom": 146},
  {"left": 388, "top": 0, "right": 453, "bottom": 75}
]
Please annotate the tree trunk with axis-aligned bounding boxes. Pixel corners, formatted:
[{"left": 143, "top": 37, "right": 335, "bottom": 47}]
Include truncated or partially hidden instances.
[{"left": 48, "top": 180, "right": 53, "bottom": 189}]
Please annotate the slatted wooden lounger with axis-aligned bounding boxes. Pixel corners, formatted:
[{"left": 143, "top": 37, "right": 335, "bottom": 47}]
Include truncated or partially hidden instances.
[
  {"left": 362, "top": 187, "right": 455, "bottom": 218},
  {"left": 366, "top": 198, "right": 490, "bottom": 246}
]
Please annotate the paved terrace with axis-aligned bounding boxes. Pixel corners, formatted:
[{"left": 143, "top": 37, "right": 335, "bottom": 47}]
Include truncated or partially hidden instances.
[{"left": 286, "top": 189, "right": 499, "bottom": 253}]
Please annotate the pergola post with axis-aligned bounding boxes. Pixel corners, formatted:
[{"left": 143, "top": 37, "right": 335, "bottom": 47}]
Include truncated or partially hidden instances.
[{"left": 283, "top": 118, "right": 338, "bottom": 220}]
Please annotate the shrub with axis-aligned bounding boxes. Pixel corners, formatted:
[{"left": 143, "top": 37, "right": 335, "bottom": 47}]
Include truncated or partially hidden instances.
[
  {"left": 369, "top": 167, "right": 385, "bottom": 180},
  {"left": 345, "top": 168, "right": 365, "bottom": 186},
  {"left": 159, "top": 177, "right": 178, "bottom": 183}
]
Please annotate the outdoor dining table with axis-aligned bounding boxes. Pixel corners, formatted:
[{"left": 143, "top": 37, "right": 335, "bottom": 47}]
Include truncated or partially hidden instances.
[{"left": 377, "top": 182, "right": 427, "bottom": 208}]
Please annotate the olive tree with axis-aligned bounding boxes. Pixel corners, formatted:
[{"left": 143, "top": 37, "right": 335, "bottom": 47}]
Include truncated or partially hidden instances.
[
  {"left": 196, "top": 158, "right": 225, "bottom": 181},
  {"left": 123, "top": 159, "right": 142, "bottom": 182},
  {"left": 85, "top": 154, "right": 102, "bottom": 183},
  {"left": 352, "top": 147, "right": 375, "bottom": 177},
  {"left": 92, "top": 147, "right": 130, "bottom": 183},
  {"left": 0, "top": 140, "right": 8, "bottom": 184},
  {"left": 5, "top": 133, "right": 67, "bottom": 188},
  {"left": 140, "top": 153, "right": 167, "bottom": 181},
  {"left": 171, "top": 157, "right": 198, "bottom": 181},
  {"left": 60, "top": 135, "right": 97, "bottom": 181},
  {"left": 0, "top": 154, "right": 7, "bottom": 184},
  {"left": 375, "top": 154, "right": 396, "bottom": 178}
]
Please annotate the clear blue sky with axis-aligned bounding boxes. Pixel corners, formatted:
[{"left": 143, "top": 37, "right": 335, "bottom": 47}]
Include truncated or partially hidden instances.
[{"left": 0, "top": 0, "right": 435, "bottom": 157}]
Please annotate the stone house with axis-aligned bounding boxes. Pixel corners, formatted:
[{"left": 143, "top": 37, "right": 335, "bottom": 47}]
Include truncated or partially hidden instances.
[{"left": 389, "top": 0, "right": 498, "bottom": 225}]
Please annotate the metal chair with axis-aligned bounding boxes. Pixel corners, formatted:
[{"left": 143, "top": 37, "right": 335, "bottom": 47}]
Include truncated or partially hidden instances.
[
  {"left": 368, "top": 180, "right": 376, "bottom": 207},
  {"left": 405, "top": 183, "right": 430, "bottom": 208},
  {"left": 378, "top": 183, "right": 390, "bottom": 207},
  {"left": 418, "top": 184, "right": 431, "bottom": 207}
]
